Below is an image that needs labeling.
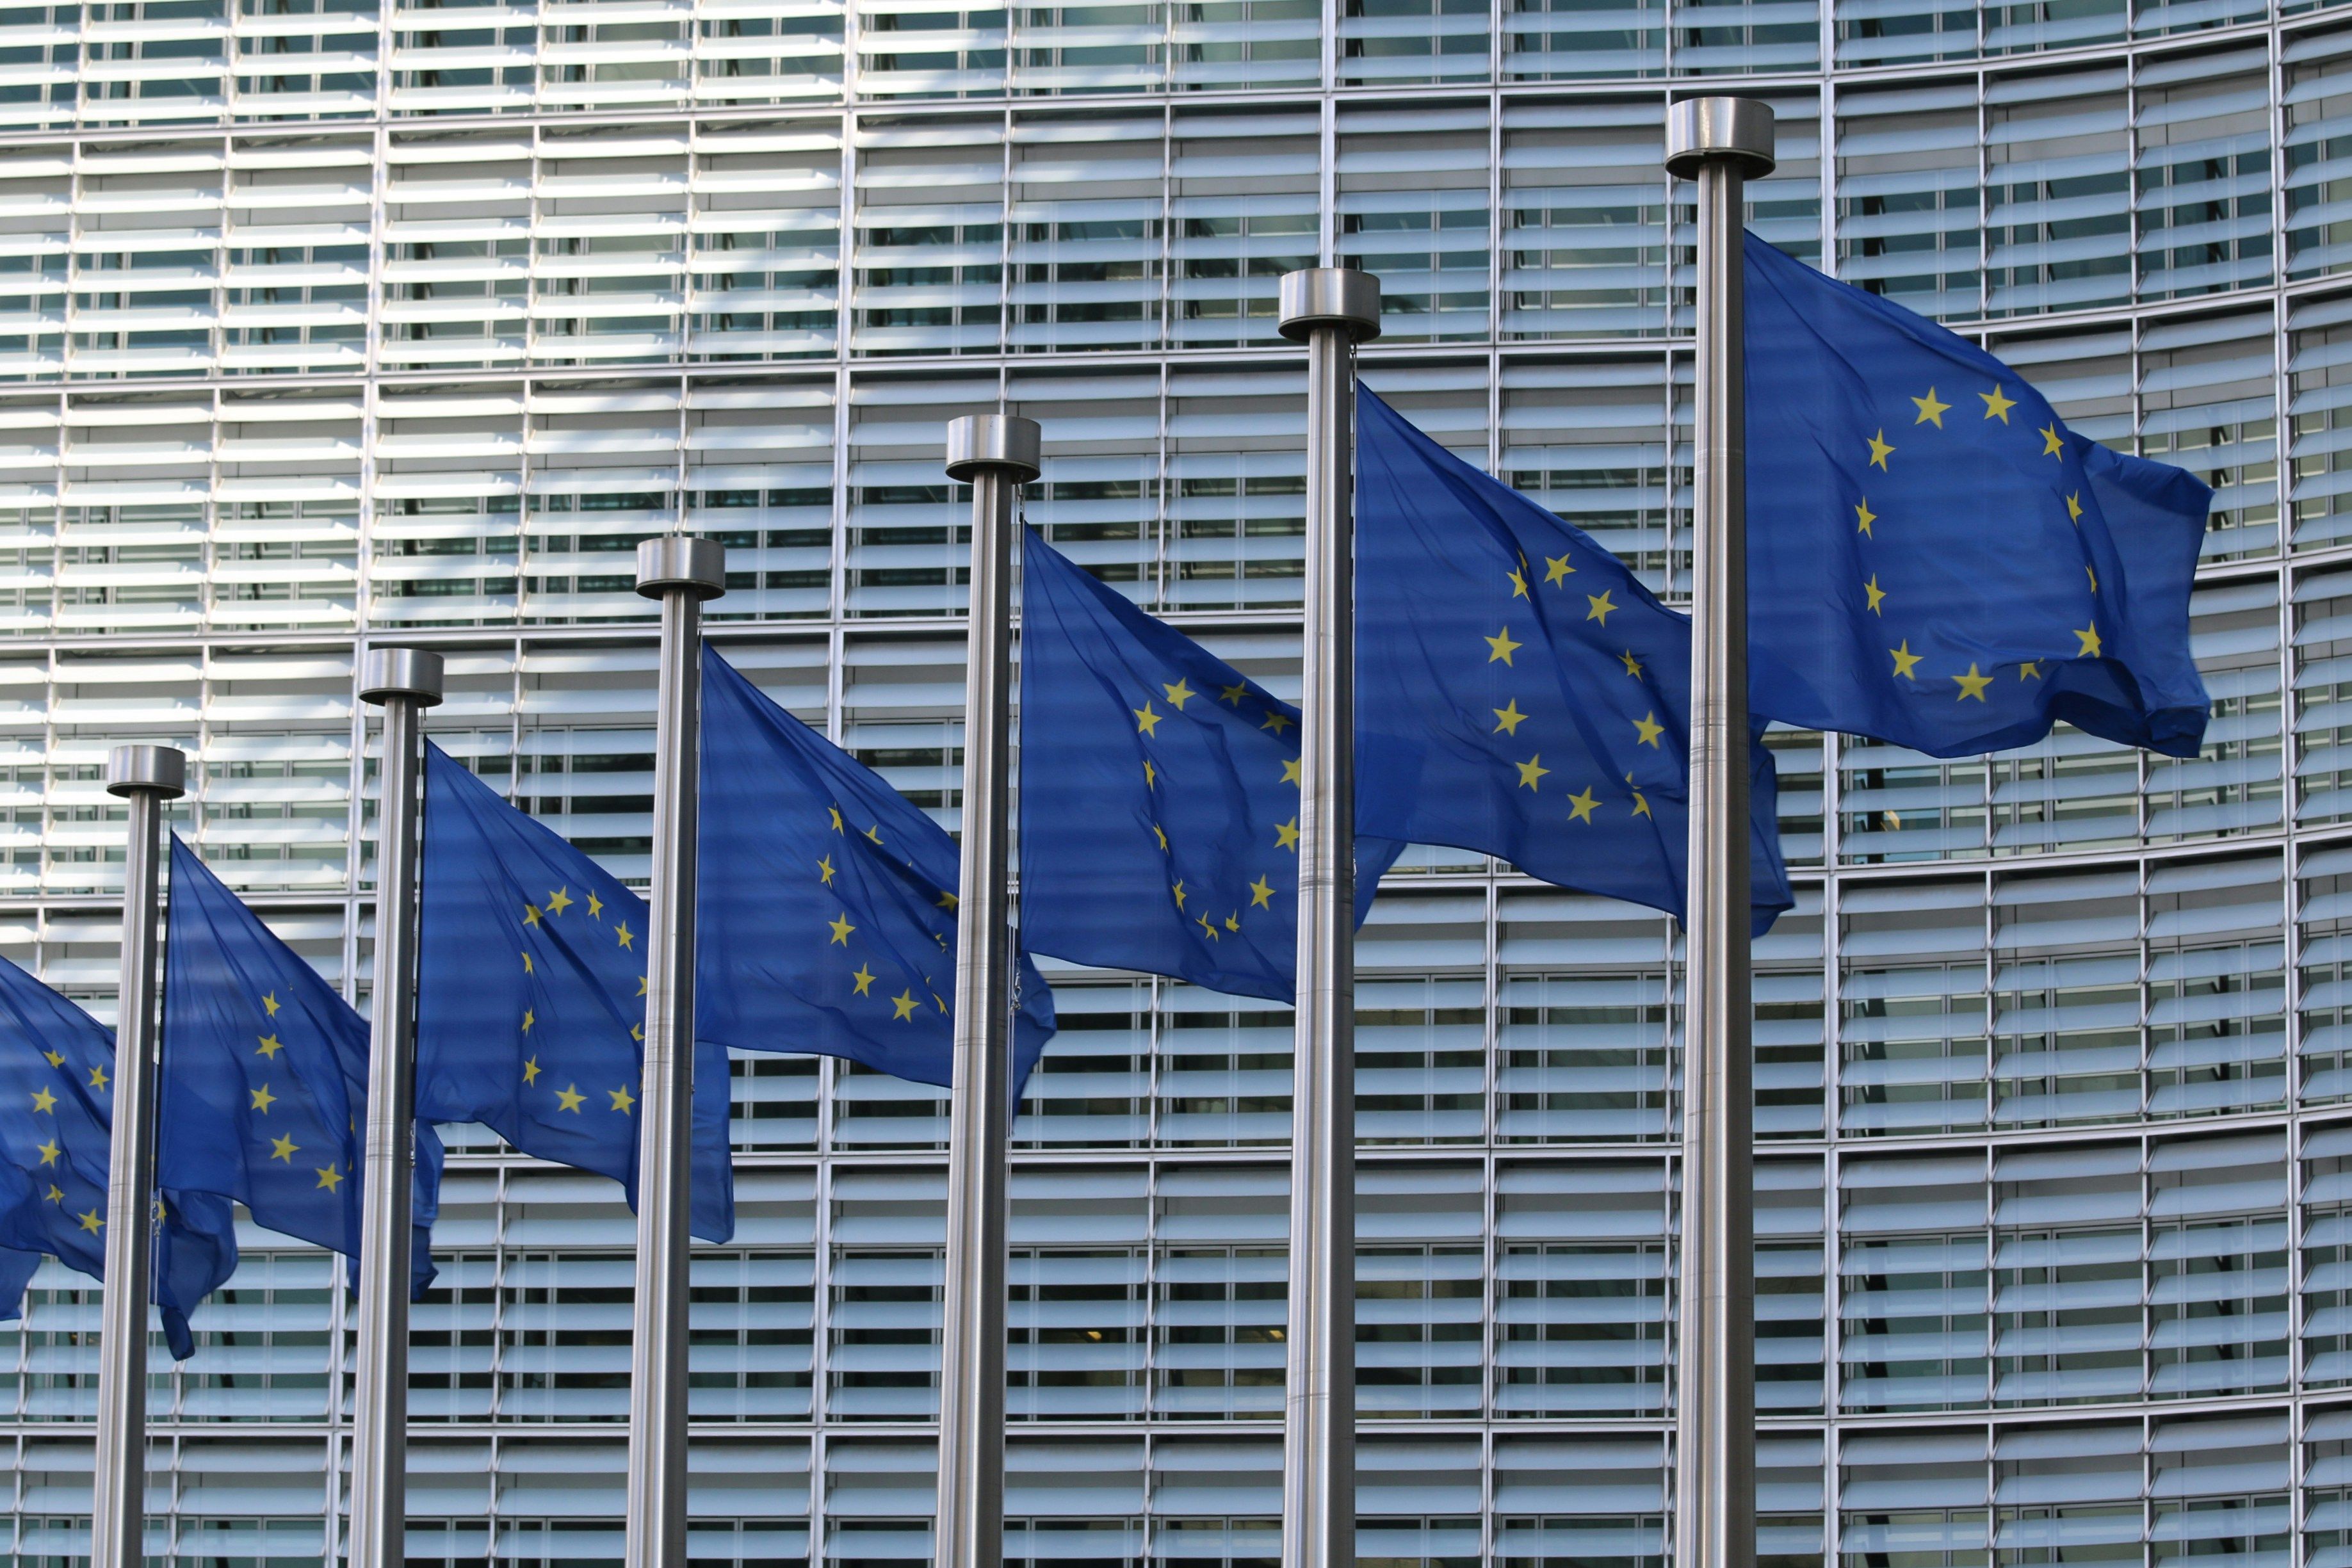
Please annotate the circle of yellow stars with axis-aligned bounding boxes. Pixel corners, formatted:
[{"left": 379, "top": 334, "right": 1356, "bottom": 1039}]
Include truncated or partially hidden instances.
[
  {"left": 1133, "top": 672, "right": 1290, "bottom": 946},
  {"left": 1485, "top": 546, "right": 1652, "bottom": 826},
  {"left": 1868, "top": 384, "right": 2105, "bottom": 699},
  {"left": 814, "top": 809, "right": 951, "bottom": 1028},
  {"left": 517, "top": 884, "right": 647, "bottom": 1122}
]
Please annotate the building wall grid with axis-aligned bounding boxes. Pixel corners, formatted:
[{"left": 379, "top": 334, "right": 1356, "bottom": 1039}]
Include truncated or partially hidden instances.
[{"left": 0, "top": 5, "right": 2343, "bottom": 1567}]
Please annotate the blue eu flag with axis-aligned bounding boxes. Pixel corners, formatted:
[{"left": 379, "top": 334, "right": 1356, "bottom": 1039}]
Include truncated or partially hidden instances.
[
  {"left": 0, "top": 955, "right": 123, "bottom": 1288},
  {"left": 159, "top": 838, "right": 441, "bottom": 1355},
  {"left": 0, "top": 954, "right": 241, "bottom": 1344},
  {"left": 698, "top": 649, "right": 1057, "bottom": 1092},
  {"left": 1356, "top": 386, "right": 1795, "bottom": 934},
  {"left": 1019, "top": 526, "right": 1402, "bottom": 1002},
  {"left": 418, "top": 745, "right": 734, "bottom": 1242},
  {"left": 1745, "top": 232, "right": 2212, "bottom": 759}
]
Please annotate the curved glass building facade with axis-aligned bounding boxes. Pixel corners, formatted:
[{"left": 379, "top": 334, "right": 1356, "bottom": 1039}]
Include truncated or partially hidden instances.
[{"left": 0, "top": 1, "right": 2340, "bottom": 1565}]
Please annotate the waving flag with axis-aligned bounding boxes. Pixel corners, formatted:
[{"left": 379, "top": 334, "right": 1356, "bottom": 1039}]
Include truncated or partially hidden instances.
[
  {"left": 418, "top": 745, "right": 734, "bottom": 1241},
  {"left": 697, "top": 649, "right": 1057, "bottom": 1093},
  {"left": 1355, "top": 386, "right": 1794, "bottom": 934},
  {"left": 1019, "top": 526, "right": 1400, "bottom": 1001},
  {"left": 1745, "top": 231, "right": 2211, "bottom": 759},
  {"left": 159, "top": 839, "right": 441, "bottom": 1355}
]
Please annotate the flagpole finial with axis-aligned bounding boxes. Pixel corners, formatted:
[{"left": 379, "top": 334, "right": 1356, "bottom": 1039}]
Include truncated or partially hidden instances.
[
  {"left": 1665, "top": 96, "right": 1776, "bottom": 179},
  {"left": 106, "top": 744, "right": 185, "bottom": 800},
  {"left": 635, "top": 536, "right": 727, "bottom": 601},
  {"left": 1278, "top": 267, "right": 1381, "bottom": 344},
  {"left": 359, "top": 647, "right": 446, "bottom": 709},
  {"left": 945, "top": 413, "right": 1041, "bottom": 483}
]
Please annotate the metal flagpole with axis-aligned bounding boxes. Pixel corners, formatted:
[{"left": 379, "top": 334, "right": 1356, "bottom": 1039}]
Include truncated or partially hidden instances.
[
  {"left": 935, "top": 413, "right": 1039, "bottom": 1568},
  {"left": 626, "top": 537, "right": 727, "bottom": 1568},
  {"left": 90, "top": 742, "right": 187, "bottom": 1568},
  {"left": 350, "top": 647, "right": 445, "bottom": 1568},
  {"left": 1275, "top": 266, "right": 1379, "bottom": 1568},
  {"left": 1664, "top": 95, "right": 1774, "bottom": 1568}
]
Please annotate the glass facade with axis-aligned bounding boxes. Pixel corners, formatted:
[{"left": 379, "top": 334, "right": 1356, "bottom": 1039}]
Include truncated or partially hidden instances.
[{"left": 0, "top": 2, "right": 2342, "bottom": 1565}]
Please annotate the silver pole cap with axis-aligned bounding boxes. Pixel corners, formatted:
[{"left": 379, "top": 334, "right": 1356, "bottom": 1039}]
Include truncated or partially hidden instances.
[
  {"left": 1664, "top": 97, "right": 1776, "bottom": 179},
  {"left": 944, "top": 414, "right": 1042, "bottom": 483},
  {"left": 106, "top": 744, "right": 186, "bottom": 800},
  {"left": 635, "top": 536, "right": 727, "bottom": 602},
  {"left": 1277, "top": 268, "right": 1382, "bottom": 344},
  {"left": 359, "top": 647, "right": 446, "bottom": 709}
]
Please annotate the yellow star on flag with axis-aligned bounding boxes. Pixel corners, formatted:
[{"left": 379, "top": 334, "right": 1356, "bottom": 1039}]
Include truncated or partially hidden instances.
[
  {"left": 256, "top": 1033, "right": 283, "bottom": 1059},
  {"left": 1493, "top": 700, "right": 1527, "bottom": 736},
  {"left": 1912, "top": 388, "right": 1950, "bottom": 426},
  {"left": 1981, "top": 385, "right": 2016, "bottom": 423},
  {"left": 1249, "top": 876, "right": 1274, "bottom": 909},
  {"left": 1867, "top": 429, "right": 1895, "bottom": 468},
  {"left": 1507, "top": 565, "right": 1529, "bottom": 598},
  {"left": 1143, "top": 760, "right": 1157, "bottom": 789},
  {"left": 1164, "top": 678, "right": 1195, "bottom": 709},
  {"left": 2040, "top": 423, "right": 2064, "bottom": 457},
  {"left": 2020, "top": 661, "right": 2045, "bottom": 680},
  {"left": 851, "top": 964, "right": 876, "bottom": 996},
  {"left": 1281, "top": 757, "right": 1302, "bottom": 785},
  {"left": 77, "top": 1208, "right": 101, "bottom": 1234},
  {"left": 1954, "top": 663, "right": 1993, "bottom": 702},
  {"left": 315, "top": 1164, "right": 343, "bottom": 1192},
  {"left": 35, "top": 1138, "right": 58, "bottom": 1167},
  {"left": 1632, "top": 712, "right": 1664, "bottom": 748},
  {"left": 522, "top": 951, "right": 534, "bottom": 974},
  {"left": 1223, "top": 912, "right": 1240, "bottom": 933},
  {"left": 1485, "top": 626, "right": 1521, "bottom": 665},
  {"left": 41, "top": 1049, "right": 61, "bottom": 1068},
  {"left": 270, "top": 1134, "right": 298, "bottom": 1163},
  {"left": 609, "top": 1086, "right": 635, "bottom": 1113},
  {"left": 1586, "top": 591, "right": 1616, "bottom": 626},
  {"left": 43, "top": 1184, "right": 60, "bottom": 1204},
  {"left": 87, "top": 1065, "right": 106, "bottom": 1092},
  {"left": 1260, "top": 710, "right": 1294, "bottom": 735},
  {"left": 1863, "top": 576, "right": 1885, "bottom": 615},
  {"left": 523, "top": 903, "right": 540, "bottom": 926},
  {"left": 546, "top": 887, "right": 573, "bottom": 916},
  {"left": 1619, "top": 650, "right": 1642, "bottom": 678},
  {"left": 587, "top": 892, "right": 604, "bottom": 918},
  {"left": 29, "top": 1087, "right": 55, "bottom": 1113},
  {"left": 521, "top": 1009, "right": 535, "bottom": 1034},
  {"left": 615, "top": 921, "right": 635, "bottom": 950},
  {"left": 523, "top": 1056, "right": 541, "bottom": 1085},
  {"left": 818, "top": 855, "right": 836, "bottom": 885},
  {"left": 1133, "top": 700, "right": 1162, "bottom": 736},
  {"left": 1196, "top": 913, "right": 1220, "bottom": 942},
  {"left": 250, "top": 1084, "right": 277, "bottom": 1113},
  {"left": 1566, "top": 786, "right": 1600, "bottom": 824},
  {"left": 829, "top": 805, "right": 845, "bottom": 834},
  {"left": 1171, "top": 881, "right": 1187, "bottom": 909},
  {"left": 1544, "top": 554, "right": 1574, "bottom": 586},
  {"left": 1854, "top": 499, "right": 1876, "bottom": 537},
  {"left": 1889, "top": 641, "right": 1922, "bottom": 680},
  {"left": 828, "top": 913, "right": 855, "bottom": 945},
  {"left": 2075, "top": 625, "right": 2103, "bottom": 657},
  {"left": 1220, "top": 681, "right": 1248, "bottom": 706},
  {"left": 1516, "top": 754, "right": 1549, "bottom": 791},
  {"left": 2087, "top": 565, "right": 2097, "bottom": 592},
  {"left": 2066, "top": 492, "right": 2082, "bottom": 522},
  {"left": 891, "top": 990, "right": 920, "bottom": 1021},
  {"left": 1276, "top": 818, "right": 1300, "bottom": 852},
  {"left": 555, "top": 1084, "right": 586, "bottom": 1112}
]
